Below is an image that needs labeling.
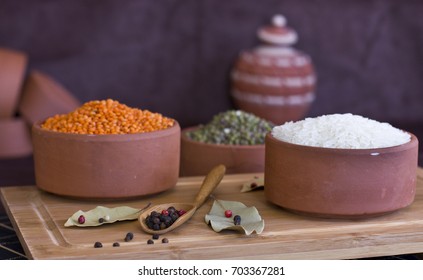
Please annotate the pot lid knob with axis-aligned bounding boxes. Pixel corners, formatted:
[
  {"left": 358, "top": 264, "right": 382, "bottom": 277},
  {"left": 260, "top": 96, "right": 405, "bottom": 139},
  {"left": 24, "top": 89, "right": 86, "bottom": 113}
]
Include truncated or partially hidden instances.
[{"left": 257, "top": 14, "right": 298, "bottom": 46}]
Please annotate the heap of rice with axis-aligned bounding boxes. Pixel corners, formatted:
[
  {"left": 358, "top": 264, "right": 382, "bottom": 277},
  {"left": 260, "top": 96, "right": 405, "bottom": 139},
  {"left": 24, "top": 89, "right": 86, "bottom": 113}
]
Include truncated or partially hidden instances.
[{"left": 271, "top": 113, "right": 411, "bottom": 149}]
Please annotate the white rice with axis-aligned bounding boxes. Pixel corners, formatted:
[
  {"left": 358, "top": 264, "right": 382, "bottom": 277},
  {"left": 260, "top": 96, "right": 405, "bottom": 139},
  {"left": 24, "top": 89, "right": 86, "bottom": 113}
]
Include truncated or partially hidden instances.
[{"left": 271, "top": 113, "right": 411, "bottom": 149}]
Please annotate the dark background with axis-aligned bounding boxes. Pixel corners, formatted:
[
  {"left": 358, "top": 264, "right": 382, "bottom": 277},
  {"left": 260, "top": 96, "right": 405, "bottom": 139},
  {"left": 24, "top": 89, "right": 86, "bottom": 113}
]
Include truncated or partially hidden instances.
[{"left": 1, "top": 0, "right": 423, "bottom": 210}]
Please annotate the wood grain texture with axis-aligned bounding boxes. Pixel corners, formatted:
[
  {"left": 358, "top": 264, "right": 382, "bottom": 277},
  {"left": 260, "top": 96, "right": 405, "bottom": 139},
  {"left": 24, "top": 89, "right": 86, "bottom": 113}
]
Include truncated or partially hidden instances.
[{"left": 1, "top": 169, "right": 423, "bottom": 260}]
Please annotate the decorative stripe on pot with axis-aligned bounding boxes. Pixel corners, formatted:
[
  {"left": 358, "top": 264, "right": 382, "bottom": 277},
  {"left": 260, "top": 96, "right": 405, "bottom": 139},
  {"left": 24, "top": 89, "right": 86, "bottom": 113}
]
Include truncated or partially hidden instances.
[
  {"left": 240, "top": 52, "right": 311, "bottom": 68},
  {"left": 231, "top": 71, "right": 316, "bottom": 88},
  {"left": 231, "top": 90, "right": 315, "bottom": 106}
]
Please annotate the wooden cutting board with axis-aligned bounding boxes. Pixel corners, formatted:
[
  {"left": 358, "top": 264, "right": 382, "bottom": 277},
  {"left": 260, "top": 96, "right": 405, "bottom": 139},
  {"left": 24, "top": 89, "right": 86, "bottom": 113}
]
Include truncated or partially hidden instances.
[{"left": 2, "top": 169, "right": 423, "bottom": 260}]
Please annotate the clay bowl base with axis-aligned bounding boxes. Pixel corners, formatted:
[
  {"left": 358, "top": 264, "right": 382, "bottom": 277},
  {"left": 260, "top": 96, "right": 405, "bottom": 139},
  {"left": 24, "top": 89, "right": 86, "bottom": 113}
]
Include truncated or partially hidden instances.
[
  {"left": 37, "top": 187, "right": 171, "bottom": 202},
  {"left": 279, "top": 206, "right": 404, "bottom": 220}
]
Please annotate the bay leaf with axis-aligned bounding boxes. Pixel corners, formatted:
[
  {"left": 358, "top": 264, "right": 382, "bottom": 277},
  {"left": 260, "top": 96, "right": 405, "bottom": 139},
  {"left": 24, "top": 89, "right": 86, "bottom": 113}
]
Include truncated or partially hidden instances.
[
  {"left": 240, "top": 176, "right": 264, "bottom": 192},
  {"left": 64, "top": 206, "right": 142, "bottom": 227},
  {"left": 204, "top": 200, "right": 264, "bottom": 235}
]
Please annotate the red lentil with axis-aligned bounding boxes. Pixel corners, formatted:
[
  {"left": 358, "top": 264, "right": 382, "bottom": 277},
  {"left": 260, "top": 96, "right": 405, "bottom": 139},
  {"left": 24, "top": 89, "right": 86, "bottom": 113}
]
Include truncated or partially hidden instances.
[{"left": 41, "top": 99, "right": 174, "bottom": 134}]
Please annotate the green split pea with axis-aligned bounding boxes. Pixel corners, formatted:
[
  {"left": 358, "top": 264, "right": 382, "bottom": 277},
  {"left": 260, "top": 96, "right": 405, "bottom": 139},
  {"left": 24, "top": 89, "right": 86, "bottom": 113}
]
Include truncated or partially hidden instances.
[{"left": 185, "top": 110, "right": 273, "bottom": 145}]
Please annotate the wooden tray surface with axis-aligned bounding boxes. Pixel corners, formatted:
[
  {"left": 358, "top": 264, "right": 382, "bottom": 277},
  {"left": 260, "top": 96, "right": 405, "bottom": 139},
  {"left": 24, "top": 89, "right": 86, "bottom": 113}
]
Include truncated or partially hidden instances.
[{"left": 2, "top": 169, "right": 423, "bottom": 260}]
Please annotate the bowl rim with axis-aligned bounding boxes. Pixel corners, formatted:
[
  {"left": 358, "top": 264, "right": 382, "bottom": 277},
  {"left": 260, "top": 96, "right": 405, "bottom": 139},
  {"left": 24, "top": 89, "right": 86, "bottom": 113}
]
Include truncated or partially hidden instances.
[
  {"left": 266, "top": 131, "right": 418, "bottom": 154},
  {"left": 32, "top": 119, "right": 180, "bottom": 141},
  {"left": 181, "top": 126, "right": 265, "bottom": 149}
]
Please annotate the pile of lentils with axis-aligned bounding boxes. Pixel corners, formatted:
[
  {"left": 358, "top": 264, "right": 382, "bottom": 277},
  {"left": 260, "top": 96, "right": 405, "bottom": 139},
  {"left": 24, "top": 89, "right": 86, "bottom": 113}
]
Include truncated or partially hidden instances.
[
  {"left": 41, "top": 99, "right": 174, "bottom": 134},
  {"left": 145, "top": 206, "right": 186, "bottom": 231},
  {"left": 185, "top": 110, "right": 273, "bottom": 145}
]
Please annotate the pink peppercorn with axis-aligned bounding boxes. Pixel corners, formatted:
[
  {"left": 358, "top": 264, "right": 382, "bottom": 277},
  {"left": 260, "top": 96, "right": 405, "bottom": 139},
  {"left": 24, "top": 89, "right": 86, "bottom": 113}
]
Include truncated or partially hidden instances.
[
  {"left": 78, "top": 215, "right": 85, "bottom": 224},
  {"left": 225, "top": 210, "right": 233, "bottom": 218}
]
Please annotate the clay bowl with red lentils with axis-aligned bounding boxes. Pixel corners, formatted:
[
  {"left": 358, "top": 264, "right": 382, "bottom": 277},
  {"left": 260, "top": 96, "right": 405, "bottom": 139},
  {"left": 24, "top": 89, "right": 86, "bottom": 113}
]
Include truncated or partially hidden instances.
[{"left": 32, "top": 99, "right": 181, "bottom": 199}]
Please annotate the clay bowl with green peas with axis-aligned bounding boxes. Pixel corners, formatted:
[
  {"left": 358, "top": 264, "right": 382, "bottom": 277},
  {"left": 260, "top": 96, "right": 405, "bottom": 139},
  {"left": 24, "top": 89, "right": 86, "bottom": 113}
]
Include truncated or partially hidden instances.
[
  {"left": 180, "top": 127, "right": 266, "bottom": 176},
  {"left": 139, "top": 164, "right": 226, "bottom": 234}
]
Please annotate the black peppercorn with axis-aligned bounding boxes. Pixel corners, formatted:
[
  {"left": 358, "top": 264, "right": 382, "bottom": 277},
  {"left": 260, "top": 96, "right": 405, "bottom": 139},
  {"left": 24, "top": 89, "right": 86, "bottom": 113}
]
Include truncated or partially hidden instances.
[
  {"left": 150, "top": 211, "right": 160, "bottom": 217},
  {"left": 113, "top": 242, "right": 120, "bottom": 247},
  {"left": 234, "top": 215, "right": 241, "bottom": 225},
  {"left": 167, "top": 206, "right": 177, "bottom": 214},
  {"left": 98, "top": 217, "right": 105, "bottom": 223},
  {"left": 147, "top": 239, "right": 154, "bottom": 244},
  {"left": 170, "top": 212, "right": 179, "bottom": 222},
  {"left": 125, "top": 232, "right": 134, "bottom": 242},
  {"left": 94, "top": 241, "right": 103, "bottom": 248},
  {"left": 162, "top": 238, "right": 169, "bottom": 244},
  {"left": 152, "top": 234, "right": 160, "bottom": 240},
  {"left": 145, "top": 207, "right": 184, "bottom": 231},
  {"left": 163, "top": 215, "right": 172, "bottom": 224}
]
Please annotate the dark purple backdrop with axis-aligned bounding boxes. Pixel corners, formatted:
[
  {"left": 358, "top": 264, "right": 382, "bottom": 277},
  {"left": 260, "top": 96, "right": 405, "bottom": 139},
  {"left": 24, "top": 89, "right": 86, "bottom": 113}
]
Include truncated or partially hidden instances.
[{"left": 2, "top": 0, "right": 423, "bottom": 126}]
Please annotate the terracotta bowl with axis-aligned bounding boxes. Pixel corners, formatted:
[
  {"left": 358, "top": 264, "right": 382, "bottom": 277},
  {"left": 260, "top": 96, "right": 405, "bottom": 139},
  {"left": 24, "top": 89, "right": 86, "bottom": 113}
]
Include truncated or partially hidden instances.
[
  {"left": 180, "top": 126, "right": 265, "bottom": 176},
  {"left": 0, "top": 48, "right": 27, "bottom": 118},
  {"left": 264, "top": 132, "right": 419, "bottom": 218},
  {"left": 0, "top": 118, "right": 32, "bottom": 158},
  {"left": 18, "top": 70, "right": 81, "bottom": 125},
  {"left": 32, "top": 121, "right": 181, "bottom": 199}
]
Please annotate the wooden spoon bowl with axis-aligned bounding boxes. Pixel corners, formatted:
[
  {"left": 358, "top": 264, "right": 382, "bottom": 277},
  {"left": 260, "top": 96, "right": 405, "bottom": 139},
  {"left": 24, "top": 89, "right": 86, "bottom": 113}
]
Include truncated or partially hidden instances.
[{"left": 139, "top": 164, "right": 226, "bottom": 235}]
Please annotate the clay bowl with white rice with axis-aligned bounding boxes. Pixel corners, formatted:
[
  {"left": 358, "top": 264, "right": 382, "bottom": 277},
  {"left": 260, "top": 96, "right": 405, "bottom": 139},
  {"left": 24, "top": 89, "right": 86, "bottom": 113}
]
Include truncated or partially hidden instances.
[{"left": 265, "top": 113, "right": 419, "bottom": 218}]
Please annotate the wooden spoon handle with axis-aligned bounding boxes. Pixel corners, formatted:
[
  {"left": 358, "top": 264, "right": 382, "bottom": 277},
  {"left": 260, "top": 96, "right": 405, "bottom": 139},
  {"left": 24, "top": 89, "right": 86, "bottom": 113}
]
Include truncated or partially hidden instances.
[{"left": 193, "top": 164, "right": 226, "bottom": 208}]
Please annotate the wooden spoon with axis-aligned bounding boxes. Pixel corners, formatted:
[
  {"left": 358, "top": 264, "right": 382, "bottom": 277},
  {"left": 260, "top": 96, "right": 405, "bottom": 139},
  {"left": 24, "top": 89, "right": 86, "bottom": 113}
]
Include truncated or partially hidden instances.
[{"left": 138, "top": 164, "right": 226, "bottom": 234}]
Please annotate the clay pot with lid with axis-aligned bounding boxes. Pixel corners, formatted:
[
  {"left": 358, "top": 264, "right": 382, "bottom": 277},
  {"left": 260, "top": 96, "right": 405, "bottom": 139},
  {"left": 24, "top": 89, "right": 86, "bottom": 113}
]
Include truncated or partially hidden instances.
[{"left": 231, "top": 15, "right": 316, "bottom": 125}]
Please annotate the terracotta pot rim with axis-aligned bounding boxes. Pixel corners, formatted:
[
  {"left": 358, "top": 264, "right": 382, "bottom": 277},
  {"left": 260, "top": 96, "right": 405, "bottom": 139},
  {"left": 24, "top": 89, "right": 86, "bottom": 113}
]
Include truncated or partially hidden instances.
[
  {"left": 32, "top": 120, "right": 180, "bottom": 141},
  {"left": 182, "top": 126, "right": 265, "bottom": 149},
  {"left": 266, "top": 132, "right": 418, "bottom": 154},
  {"left": 28, "top": 70, "right": 80, "bottom": 104}
]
